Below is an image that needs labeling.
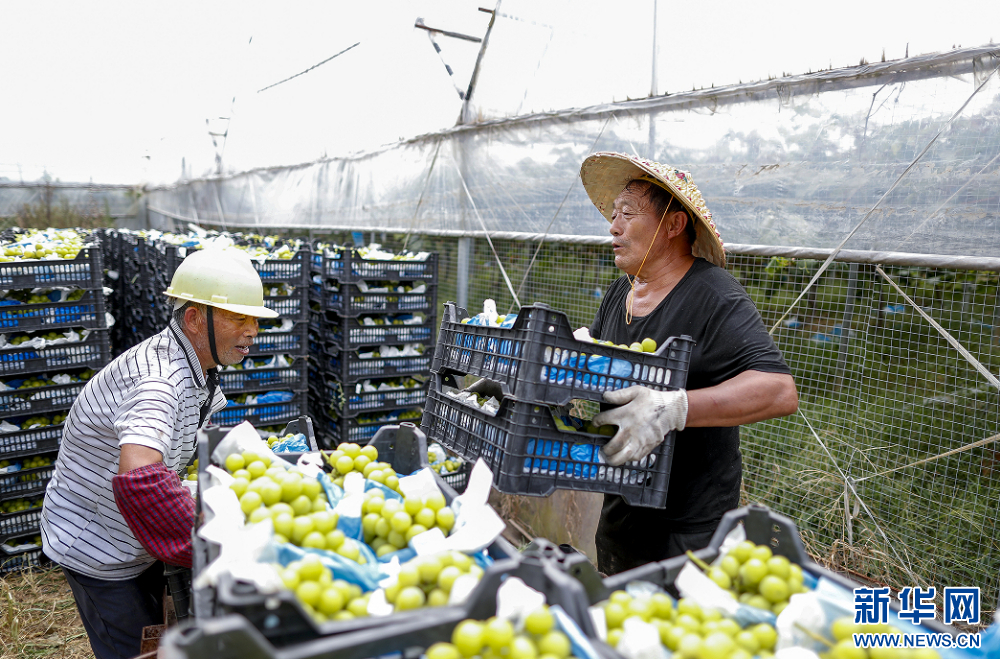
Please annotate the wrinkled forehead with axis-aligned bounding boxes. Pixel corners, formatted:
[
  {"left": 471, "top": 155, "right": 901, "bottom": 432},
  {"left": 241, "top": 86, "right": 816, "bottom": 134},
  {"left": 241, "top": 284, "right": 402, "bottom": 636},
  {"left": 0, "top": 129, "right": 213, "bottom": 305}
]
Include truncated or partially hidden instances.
[{"left": 613, "top": 180, "right": 656, "bottom": 208}]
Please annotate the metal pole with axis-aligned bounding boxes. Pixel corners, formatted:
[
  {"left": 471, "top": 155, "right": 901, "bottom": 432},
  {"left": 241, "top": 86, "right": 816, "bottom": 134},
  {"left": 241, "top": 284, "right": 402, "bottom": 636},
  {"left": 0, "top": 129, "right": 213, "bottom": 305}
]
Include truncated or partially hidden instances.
[
  {"left": 648, "top": 0, "right": 658, "bottom": 158},
  {"left": 457, "top": 236, "right": 472, "bottom": 310},
  {"left": 834, "top": 262, "right": 859, "bottom": 391}
]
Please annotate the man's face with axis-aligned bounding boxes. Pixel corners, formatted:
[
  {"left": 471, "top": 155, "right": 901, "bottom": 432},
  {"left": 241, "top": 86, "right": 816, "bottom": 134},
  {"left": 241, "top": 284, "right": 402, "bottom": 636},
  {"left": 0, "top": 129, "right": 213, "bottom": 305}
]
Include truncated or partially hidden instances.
[
  {"left": 187, "top": 306, "right": 258, "bottom": 367},
  {"left": 609, "top": 182, "right": 667, "bottom": 276},
  {"left": 211, "top": 309, "right": 258, "bottom": 366}
]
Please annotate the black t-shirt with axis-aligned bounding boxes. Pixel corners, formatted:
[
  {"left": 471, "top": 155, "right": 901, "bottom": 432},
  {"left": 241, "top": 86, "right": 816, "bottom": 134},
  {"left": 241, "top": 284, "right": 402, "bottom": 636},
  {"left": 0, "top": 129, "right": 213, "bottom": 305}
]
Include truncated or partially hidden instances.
[{"left": 590, "top": 258, "right": 790, "bottom": 568}]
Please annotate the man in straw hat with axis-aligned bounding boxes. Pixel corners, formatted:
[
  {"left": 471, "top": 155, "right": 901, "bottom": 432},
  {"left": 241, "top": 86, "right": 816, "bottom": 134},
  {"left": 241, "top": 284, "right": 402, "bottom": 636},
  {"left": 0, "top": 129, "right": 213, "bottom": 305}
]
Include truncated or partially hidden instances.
[
  {"left": 581, "top": 152, "right": 798, "bottom": 574},
  {"left": 41, "top": 248, "right": 279, "bottom": 659}
]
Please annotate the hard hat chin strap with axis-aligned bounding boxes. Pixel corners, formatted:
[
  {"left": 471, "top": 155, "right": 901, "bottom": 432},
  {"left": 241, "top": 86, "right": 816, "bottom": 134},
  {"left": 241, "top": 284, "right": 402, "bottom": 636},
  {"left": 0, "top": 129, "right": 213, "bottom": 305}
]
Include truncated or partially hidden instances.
[{"left": 207, "top": 305, "right": 222, "bottom": 366}]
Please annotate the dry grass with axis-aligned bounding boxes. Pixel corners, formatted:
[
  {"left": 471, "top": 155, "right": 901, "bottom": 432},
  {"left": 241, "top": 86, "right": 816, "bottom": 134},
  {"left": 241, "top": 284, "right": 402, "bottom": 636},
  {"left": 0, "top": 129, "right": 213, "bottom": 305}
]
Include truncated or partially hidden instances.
[{"left": 0, "top": 568, "right": 92, "bottom": 659}]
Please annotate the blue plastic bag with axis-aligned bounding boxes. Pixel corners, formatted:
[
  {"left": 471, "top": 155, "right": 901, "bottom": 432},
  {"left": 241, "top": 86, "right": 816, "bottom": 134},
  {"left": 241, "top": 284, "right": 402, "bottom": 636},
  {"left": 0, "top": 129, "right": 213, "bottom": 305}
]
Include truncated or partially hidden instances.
[
  {"left": 272, "top": 433, "right": 310, "bottom": 453},
  {"left": 272, "top": 542, "right": 382, "bottom": 592},
  {"left": 257, "top": 390, "right": 294, "bottom": 404}
]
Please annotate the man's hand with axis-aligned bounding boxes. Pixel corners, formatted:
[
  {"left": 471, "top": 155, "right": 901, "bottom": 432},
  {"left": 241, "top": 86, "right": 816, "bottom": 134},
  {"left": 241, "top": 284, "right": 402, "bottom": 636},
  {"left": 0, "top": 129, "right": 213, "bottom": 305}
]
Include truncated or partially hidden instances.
[{"left": 593, "top": 386, "right": 688, "bottom": 466}]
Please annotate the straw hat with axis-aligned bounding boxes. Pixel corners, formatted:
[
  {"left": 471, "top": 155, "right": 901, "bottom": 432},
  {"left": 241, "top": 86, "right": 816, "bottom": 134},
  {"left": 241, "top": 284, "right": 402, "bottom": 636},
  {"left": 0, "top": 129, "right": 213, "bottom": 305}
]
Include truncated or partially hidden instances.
[{"left": 580, "top": 152, "right": 725, "bottom": 268}]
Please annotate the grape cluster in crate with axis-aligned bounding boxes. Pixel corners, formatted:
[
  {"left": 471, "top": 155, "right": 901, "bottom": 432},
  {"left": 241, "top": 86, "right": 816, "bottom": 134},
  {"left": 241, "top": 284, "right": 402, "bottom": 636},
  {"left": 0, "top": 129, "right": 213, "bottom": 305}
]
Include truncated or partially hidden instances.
[{"left": 0, "top": 228, "right": 113, "bottom": 573}]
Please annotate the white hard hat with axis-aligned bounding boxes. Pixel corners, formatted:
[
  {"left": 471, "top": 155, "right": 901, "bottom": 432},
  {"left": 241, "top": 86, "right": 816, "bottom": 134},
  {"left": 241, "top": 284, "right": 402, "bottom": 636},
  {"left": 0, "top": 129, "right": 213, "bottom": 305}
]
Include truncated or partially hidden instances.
[{"left": 164, "top": 248, "right": 279, "bottom": 319}]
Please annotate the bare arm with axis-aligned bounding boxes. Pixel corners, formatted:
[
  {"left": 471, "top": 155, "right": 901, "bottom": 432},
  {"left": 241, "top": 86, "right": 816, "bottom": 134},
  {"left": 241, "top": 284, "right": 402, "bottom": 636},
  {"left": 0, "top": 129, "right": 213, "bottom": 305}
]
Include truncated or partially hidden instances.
[
  {"left": 118, "top": 444, "right": 164, "bottom": 474},
  {"left": 685, "top": 370, "right": 798, "bottom": 428}
]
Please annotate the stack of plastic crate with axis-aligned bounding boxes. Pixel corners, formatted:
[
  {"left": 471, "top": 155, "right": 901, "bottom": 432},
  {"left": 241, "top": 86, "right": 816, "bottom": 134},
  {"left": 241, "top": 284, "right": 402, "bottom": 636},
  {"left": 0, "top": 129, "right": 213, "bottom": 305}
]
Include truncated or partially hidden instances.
[
  {"left": 114, "top": 231, "right": 158, "bottom": 351},
  {"left": 307, "top": 244, "right": 438, "bottom": 448},
  {"left": 0, "top": 233, "right": 113, "bottom": 573},
  {"left": 144, "top": 235, "right": 312, "bottom": 433},
  {"left": 421, "top": 302, "right": 695, "bottom": 507}
]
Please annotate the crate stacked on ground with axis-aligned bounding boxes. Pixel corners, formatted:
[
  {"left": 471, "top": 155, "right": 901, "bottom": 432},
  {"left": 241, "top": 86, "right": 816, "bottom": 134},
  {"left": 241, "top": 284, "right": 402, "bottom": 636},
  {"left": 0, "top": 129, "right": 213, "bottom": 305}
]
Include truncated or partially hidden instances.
[
  {"left": 0, "top": 228, "right": 114, "bottom": 573},
  {"left": 421, "top": 302, "right": 695, "bottom": 508},
  {"left": 137, "top": 231, "right": 313, "bottom": 431},
  {"left": 114, "top": 230, "right": 162, "bottom": 351},
  {"left": 215, "top": 241, "right": 311, "bottom": 431},
  {"left": 308, "top": 244, "right": 438, "bottom": 448}
]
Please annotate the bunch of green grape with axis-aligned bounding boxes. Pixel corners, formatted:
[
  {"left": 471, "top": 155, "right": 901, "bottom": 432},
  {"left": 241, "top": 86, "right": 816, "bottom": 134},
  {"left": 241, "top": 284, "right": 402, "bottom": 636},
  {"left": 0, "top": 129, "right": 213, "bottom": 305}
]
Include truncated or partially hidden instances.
[
  {"left": 703, "top": 541, "right": 807, "bottom": 614},
  {"left": 20, "top": 455, "right": 53, "bottom": 470},
  {"left": 322, "top": 442, "right": 402, "bottom": 491},
  {"left": 361, "top": 488, "right": 455, "bottom": 558},
  {"left": 602, "top": 590, "right": 777, "bottom": 659},
  {"left": 589, "top": 336, "right": 659, "bottom": 353},
  {"left": 223, "top": 451, "right": 367, "bottom": 562},
  {"left": 185, "top": 458, "right": 199, "bottom": 481},
  {"left": 431, "top": 457, "right": 463, "bottom": 475},
  {"left": 0, "top": 496, "right": 43, "bottom": 513},
  {"left": 428, "top": 605, "right": 578, "bottom": 659},
  {"left": 266, "top": 433, "right": 305, "bottom": 449},
  {"left": 280, "top": 553, "right": 370, "bottom": 623},
  {"left": 381, "top": 551, "right": 483, "bottom": 612},
  {"left": 16, "top": 376, "right": 54, "bottom": 389},
  {"left": 21, "top": 413, "right": 63, "bottom": 428},
  {"left": 0, "top": 230, "right": 87, "bottom": 261}
]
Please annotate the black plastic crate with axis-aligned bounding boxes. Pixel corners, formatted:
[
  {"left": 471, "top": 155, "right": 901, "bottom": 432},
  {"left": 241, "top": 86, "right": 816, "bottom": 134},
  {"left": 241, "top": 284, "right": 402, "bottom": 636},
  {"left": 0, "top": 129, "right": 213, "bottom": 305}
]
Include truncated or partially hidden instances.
[
  {"left": 0, "top": 288, "right": 108, "bottom": 331},
  {"left": 0, "top": 543, "right": 47, "bottom": 574},
  {"left": 186, "top": 426, "right": 522, "bottom": 649},
  {"left": 0, "top": 246, "right": 103, "bottom": 289},
  {"left": 312, "top": 342, "right": 432, "bottom": 383},
  {"left": 314, "top": 248, "right": 438, "bottom": 283},
  {"left": 165, "top": 549, "right": 596, "bottom": 659},
  {"left": 310, "top": 372, "right": 428, "bottom": 419},
  {"left": 421, "top": 376, "right": 675, "bottom": 508},
  {"left": 433, "top": 302, "right": 694, "bottom": 407},
  {"left": 309, "top": 310, "right": 435, "bottom": 351},
  {"left": 0, "top": 423, "right": 63, "bottom": 461},
  {"left": 211, "top": 391, "right": 307, "bottom": 427},
  {"left": 311, "top": 407, "right": 423, "bottom": 448},
  {"left": 0, "top": 329, "right": 111, "bottom": 376},
  {"left": 253, "top": 249, "right": 312, "bottom": 286},
  {"left": 0, "top": 381, "right": 87, "bottom": 420},
  {"left": 313, "top": 280, "right": 437, "bottom": 317},
  {"left": 593, "top": 505, "right": 955, "bottom": 637},
  {"left": 263, "top": 294, "right": 307, "bottom": 322},
  {"left": 250, "top": 322, "right": 307, "bottom": 357},
  {"left": 0, "top": 464, "right": 54, "bottom": 498},
  {"left": 218, "top": 357, "right": 308, "bottom": 395},
  {"left": 437, "top": 458, "right": 472, "bottom": 494},
  {"left": 0, "top": 502, "right": 42, "bottom": 541}
]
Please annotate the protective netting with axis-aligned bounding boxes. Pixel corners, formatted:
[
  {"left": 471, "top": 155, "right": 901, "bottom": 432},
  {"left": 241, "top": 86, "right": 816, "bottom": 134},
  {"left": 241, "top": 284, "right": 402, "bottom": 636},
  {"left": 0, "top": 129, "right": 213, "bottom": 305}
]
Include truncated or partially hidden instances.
[
  {"left": 148, "top": 46, "right": 1000, "bottom": 259},
  {"left": 303, "top": 229, "right": 1000, "bottom": 620}
]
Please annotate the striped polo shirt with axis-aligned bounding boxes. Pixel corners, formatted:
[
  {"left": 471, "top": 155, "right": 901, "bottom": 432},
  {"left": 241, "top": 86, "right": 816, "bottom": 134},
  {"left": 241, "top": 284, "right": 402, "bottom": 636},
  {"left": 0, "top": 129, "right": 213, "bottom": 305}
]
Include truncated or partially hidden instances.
[{"left": 40, "top": 318, "right": 227, "bottom": 580}]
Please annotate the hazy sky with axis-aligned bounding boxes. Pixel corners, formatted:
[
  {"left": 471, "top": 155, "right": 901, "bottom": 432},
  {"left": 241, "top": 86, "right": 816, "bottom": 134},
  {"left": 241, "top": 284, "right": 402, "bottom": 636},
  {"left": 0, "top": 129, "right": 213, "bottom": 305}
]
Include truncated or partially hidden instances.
[{"left": 2, "top": 1, "right": 998, "bottom": 185}]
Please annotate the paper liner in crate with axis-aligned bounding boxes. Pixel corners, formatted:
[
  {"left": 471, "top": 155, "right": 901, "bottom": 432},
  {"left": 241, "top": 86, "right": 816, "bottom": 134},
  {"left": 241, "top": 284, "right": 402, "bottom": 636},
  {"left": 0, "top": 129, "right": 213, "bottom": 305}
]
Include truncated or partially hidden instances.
[{"left": 194, "top": 424, "right": 507, "bottom": 616}]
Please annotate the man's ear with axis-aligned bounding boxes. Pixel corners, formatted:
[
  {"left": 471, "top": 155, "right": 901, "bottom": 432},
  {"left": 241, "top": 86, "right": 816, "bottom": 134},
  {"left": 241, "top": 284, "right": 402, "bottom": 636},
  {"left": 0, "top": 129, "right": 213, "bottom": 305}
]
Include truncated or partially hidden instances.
[
  {"left": 666, "top": 211, "right": 689, "bottom": 240},
  {"left": 184, "top": 306, "right": 203, "bottom": 331}
]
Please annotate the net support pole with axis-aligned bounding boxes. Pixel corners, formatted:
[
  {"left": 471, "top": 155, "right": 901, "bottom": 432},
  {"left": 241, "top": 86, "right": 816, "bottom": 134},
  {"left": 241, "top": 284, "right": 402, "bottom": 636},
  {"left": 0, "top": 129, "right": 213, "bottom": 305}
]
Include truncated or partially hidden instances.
[
  {"left": 457, "top": 237, "right": 473, "bottom": 310},
  {"left": 834, "top": 262, "right": 860, "bottom": 391}
]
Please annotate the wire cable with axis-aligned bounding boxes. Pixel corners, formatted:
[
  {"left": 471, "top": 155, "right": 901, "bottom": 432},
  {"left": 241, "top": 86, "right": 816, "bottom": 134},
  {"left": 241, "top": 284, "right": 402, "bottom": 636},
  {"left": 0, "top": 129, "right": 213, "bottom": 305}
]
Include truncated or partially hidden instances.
[
  {"left": 768, "top": 60, "right": 1000, "bottom": 336},
  {"left": 453, "top": 161, "right": 522, "bottom": 308},
  {"left": 257, "top": 42, "right": 360, "bottom": 93},
  {"left": 873, "top": 265, "right": 1000, "bottom": 388}
]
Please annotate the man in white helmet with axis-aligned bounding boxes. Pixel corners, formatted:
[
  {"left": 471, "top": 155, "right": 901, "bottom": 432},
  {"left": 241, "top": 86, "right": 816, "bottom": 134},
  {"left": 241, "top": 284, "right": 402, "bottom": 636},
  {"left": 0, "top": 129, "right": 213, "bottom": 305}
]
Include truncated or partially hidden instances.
[{"left": 40, "top": 248, "right": 278, "bottom": 659}]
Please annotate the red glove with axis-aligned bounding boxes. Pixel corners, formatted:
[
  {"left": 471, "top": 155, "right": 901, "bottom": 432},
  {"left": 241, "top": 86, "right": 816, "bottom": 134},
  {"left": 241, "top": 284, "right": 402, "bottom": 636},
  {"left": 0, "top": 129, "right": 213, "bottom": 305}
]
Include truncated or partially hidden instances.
[{"left": 112, "top": 462, "right": 195, "bottom": 567}]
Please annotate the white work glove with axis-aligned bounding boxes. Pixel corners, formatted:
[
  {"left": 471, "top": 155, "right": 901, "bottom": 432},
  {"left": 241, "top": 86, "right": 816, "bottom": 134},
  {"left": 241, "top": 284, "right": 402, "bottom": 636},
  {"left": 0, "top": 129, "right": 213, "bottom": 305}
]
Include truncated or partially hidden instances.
[{"left": 593, "top": 386, "right": 688, "bottom": 466}]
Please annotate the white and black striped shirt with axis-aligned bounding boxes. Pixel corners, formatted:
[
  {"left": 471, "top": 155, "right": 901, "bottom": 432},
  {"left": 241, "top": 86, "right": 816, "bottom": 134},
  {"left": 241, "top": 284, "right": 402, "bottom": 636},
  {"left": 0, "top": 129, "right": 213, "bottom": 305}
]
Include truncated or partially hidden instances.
[{"left": 41, "top": 318, "right": 226, "bottom": 580}]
